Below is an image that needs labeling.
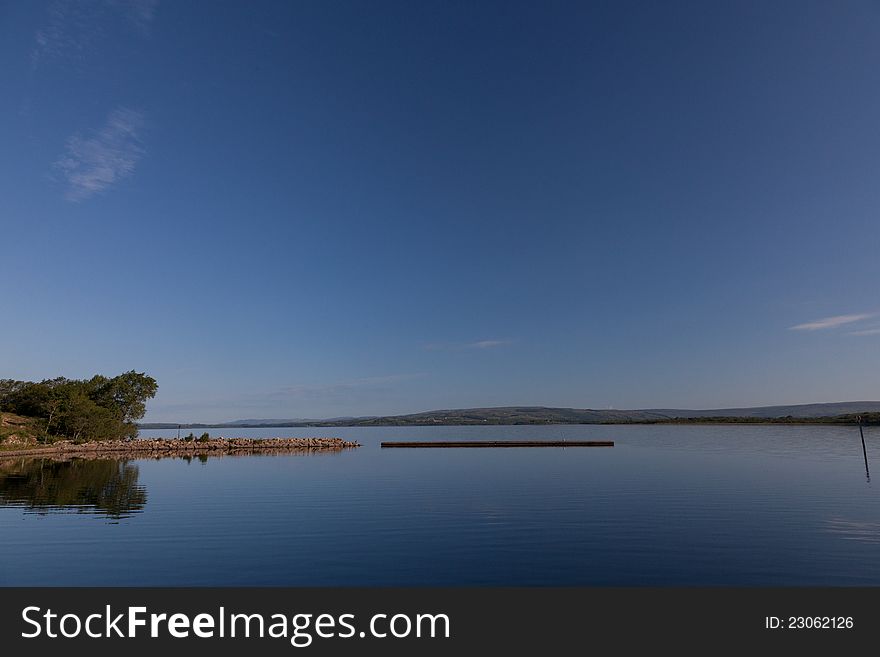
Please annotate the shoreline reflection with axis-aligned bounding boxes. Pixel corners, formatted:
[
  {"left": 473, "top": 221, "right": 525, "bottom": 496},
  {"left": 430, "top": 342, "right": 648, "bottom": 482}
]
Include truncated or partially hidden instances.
[{"left": 0, "top": 458, "right": 147, "bottom": 520}]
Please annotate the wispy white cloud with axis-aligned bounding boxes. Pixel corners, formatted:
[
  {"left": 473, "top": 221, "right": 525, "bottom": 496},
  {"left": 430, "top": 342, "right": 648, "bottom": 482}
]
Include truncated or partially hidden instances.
[
  {"left": 33, "top": 1, "right": 98, "bottom": 65},
  {"left": 467, "top": 339, "right": 513, "bottom": 349},
  {"left": 425, "top": 339, "right": 515, "bottom": 351},
  {"left": 112, "top": 0, "right": 160, "bottom": 34},
  {"left": 32, "top": 0, "right": 158, "bottom": 66},
  {"left": 789, "top": 313, "right": 875, "bottom": 331},
  {"left": 276, "top": 374, "right": 425, "bottom": 399},
  {"left": 849, "top": 328, "right": 880, "bottom": 337},
  {"left": 143, "top": 374, "right": 427, "bottom": 422},
  {"left": 54, "top": 106, "right": 145, "bottom": 201}
]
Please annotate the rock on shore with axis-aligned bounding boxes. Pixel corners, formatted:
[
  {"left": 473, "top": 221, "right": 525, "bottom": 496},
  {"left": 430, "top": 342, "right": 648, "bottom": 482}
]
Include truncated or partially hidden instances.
[{"left": 0, "top": 437, "right": 359, "bottom": 459}]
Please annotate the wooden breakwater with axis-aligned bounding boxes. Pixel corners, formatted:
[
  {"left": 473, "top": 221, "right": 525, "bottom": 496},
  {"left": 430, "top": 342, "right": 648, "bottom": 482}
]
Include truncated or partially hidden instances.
[{"left": 380, "top": 440, "right": 614, "bottom": 448}]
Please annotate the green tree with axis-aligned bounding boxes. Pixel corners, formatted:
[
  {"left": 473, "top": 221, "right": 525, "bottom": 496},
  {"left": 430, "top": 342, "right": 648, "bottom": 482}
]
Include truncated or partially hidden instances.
[
  {"left": 90, "top": 371, "right": 158, "bottom": 425},
  {"left": 0, "top": 371, "right": 158, "bottom": 442},
  {"left": 56, "top": 390, "right": 118, "bottom": 441}
]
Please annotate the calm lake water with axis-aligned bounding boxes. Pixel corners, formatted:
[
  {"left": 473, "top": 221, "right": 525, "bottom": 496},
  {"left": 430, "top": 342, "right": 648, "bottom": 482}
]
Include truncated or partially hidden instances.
[{"left": 1, "top": 424, "right": 878, "bottom": 586}]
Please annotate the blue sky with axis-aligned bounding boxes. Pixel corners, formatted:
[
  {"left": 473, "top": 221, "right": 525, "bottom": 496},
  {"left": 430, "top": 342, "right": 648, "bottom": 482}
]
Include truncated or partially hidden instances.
[{"left": 2, "top": 1, "right": 879, "bottom": 422}]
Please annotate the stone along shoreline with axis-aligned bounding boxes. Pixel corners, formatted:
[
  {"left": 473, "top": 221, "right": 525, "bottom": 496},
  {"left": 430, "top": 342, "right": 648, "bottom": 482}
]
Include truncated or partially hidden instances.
[{"left": 0, "top": 437, "right": 360, "bottom": 459}]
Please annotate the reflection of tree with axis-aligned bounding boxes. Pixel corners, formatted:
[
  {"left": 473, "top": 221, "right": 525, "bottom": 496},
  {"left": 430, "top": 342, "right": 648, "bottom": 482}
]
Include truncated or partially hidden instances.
[{"left": 0, "top": 458, "right": 147, "bottom": 519}]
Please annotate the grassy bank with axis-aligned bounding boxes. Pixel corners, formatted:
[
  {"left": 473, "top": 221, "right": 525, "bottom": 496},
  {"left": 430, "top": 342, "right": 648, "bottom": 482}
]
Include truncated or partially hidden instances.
[{"left": 0, "top": 412, "right": 46, "bottom": 446}]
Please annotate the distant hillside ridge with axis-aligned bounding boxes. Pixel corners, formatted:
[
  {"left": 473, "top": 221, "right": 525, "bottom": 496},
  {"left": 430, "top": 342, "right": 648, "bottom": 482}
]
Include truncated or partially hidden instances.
[{"left": 139, "top": 401, "right": 880, "bottom": 428}]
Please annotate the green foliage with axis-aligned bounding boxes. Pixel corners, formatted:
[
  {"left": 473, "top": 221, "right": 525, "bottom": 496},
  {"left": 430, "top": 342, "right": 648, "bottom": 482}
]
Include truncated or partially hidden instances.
[
  {"left": 177, "top": 431, "right": 208, "bottom": 443},
  {"left": 0, "top": 371, "right": 157, "bottom": 442},
  {"left": 86, "top": 371, "right": 158, "bottom": 425}
]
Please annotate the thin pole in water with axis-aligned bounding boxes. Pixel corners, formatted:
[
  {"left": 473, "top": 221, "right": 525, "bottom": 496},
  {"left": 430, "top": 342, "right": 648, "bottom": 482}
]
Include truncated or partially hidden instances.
[
  {"left": 858, "top": 415, "right": 870, "bottom": 482},
  {"left": 177, "top": 424, "right": 181, "bottom": 441}
]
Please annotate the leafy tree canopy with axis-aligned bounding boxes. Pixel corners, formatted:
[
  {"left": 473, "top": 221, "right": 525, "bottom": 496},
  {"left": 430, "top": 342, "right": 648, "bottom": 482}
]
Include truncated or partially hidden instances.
[{"left": 0, "top": 371, "right": 157, "bottom": 442}]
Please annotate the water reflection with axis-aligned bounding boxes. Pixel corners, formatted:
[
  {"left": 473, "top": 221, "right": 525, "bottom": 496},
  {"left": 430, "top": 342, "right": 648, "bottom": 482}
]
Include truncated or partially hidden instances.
[
  {"left": 859, "top": 420, "right": 870, "bottom": 482},
  {"left": 0, "top": 458, "right": 147, "bottom": 520}
]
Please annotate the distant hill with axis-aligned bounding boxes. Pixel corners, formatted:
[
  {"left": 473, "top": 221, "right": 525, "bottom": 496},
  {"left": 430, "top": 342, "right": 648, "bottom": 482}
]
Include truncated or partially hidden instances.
[
  {"left": 644, "top": 401, "right": 880, "bottom": 419},
  {"left": 139, "top": 401, "right": 880, "bottom": 428}
]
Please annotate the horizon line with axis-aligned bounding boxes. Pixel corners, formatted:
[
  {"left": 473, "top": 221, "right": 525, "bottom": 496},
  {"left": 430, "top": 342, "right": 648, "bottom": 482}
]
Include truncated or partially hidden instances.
[{"left": 140, "top": 399, "right": 880, "bottom": 425}]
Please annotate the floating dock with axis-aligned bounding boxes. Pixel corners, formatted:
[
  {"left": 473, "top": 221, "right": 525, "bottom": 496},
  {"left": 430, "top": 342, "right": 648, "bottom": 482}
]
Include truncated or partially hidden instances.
[{"left": 380, "top": 440, "right": 614, "bottom": 448}]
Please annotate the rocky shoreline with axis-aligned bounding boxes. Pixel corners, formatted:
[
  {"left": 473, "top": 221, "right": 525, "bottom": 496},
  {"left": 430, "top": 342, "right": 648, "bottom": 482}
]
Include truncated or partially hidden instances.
[{"left": 0, "top": 437, "right": 360, "bottom": 460}]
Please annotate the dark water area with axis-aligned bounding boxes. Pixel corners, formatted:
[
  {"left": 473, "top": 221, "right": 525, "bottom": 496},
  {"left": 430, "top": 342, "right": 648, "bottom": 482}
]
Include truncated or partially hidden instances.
[{"left": 1, "top": 424, "right": 878, "bottom": 586}]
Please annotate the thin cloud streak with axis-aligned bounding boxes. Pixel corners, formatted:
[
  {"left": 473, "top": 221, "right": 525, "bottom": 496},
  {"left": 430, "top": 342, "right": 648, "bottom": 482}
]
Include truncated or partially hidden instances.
[
  {"left": 789, "top": 313, "right": 874, "bottom": 331},
  {"left": 54, "top": 107, "right": 145, "bottom": 201},
  {"left": 114, "top": 0, "right": 160, "bottom": 34},
  {"left": 425, "top": 339, "right": 515, "bottom": 351},
  {"left": 276, "top": 374, "right": 426, "bottom": 398},
  {"left": 468, "top": 339, "right": 514, "bottom": 349},
  {"left": 849, "top": 328, "right": 880, "bottom": 337},
  {"left": 32, "top": 0, "right": 158, "bottom": 67},
  {"left": 144, "top": 374, "right": 427, "bottom": 422}
]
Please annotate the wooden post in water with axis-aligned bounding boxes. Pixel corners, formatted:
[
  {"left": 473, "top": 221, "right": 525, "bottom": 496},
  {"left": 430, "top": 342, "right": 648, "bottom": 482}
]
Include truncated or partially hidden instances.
[{"left": 858, "top": 415, "right": 870, "bottom": 482}]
